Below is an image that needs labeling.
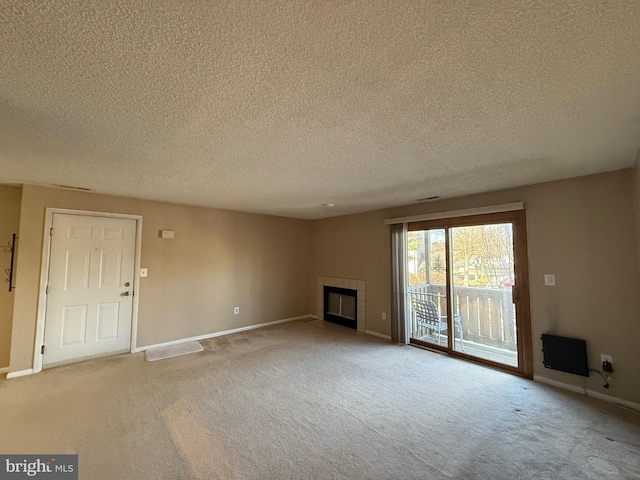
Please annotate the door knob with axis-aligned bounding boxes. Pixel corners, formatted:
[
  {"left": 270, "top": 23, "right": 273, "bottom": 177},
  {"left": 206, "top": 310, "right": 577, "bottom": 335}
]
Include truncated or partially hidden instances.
[{"left": 121, "top": 291, "right": 131, "bottom": 296}]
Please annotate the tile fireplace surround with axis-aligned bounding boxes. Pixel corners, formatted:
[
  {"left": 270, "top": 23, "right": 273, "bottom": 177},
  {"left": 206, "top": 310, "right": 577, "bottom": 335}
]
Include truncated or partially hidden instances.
[{"left": 316, "top": 277, "right": 365, "bottom": 332}]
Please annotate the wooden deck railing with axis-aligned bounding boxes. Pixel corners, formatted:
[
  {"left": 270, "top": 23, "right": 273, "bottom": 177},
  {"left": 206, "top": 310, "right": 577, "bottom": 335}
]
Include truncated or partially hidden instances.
[{"left": 408, "top": 283, "right": 516, "bottom": 351}]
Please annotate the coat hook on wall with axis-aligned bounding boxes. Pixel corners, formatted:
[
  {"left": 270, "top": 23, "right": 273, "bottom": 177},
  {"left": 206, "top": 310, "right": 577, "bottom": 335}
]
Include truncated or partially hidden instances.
[{"left": 3, "top": 234, "right": 18, "bottom": 292}]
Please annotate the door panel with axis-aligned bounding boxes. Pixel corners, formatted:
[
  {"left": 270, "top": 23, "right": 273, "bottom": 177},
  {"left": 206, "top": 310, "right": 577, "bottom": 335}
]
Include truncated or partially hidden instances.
[
  {"left": 407, "top": 228, "right": 450, "bottom": 348},
  {"left": 65, "top": 250, "right": 90, "bottom": 289},
  {"left": 102, "top": 226, "right": 124, "bottom": 240},
  {"left": 43, "top": 214, "right": 136, "bottom": 366},
  {"left": 97, "top": 303, "right": 120, "bottom": 341},
  {"left": 450, "top": 223, "right": 518, "bottom": 366},
  {"left": 61, "top": 305, "right": 87, "bottom": 346},
  {"left": 69, "top": 224, "right": 92, "bottom": 239},
  {"left": 99, "top": 251, "right": 122, "bottom": 287}
]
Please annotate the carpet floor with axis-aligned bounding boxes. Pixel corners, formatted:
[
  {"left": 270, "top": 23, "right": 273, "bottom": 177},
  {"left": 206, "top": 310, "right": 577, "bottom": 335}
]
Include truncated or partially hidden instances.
[{"left": 1, "top": 318, "right": 638, "bottom": 479}]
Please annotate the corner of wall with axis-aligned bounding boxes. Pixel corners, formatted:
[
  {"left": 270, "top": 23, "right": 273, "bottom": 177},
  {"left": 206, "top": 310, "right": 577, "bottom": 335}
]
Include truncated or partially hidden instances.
[{"left": 0, "top": 185, "right": 23, "bottom": 371}]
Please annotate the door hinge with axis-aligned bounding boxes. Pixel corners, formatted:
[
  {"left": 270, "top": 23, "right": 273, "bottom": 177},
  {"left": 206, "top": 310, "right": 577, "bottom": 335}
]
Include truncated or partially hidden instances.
[
  {"left": 45, "top": 285, "right": 49, "bottom": 295},
  {"left": 41, "top": 345, "right": 45, "bottom": 355},
  {"left": 49, "top": 227, "right": 53, "bottom": 236}
]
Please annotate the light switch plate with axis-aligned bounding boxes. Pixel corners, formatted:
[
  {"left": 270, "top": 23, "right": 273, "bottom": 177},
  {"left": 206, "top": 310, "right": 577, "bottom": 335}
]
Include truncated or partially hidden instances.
[
  {"left": 140, "top": 268, "right": 148, "bottom": 278},
  {"left": 544, "top": 274, "right": 555, "bottom": 286}
]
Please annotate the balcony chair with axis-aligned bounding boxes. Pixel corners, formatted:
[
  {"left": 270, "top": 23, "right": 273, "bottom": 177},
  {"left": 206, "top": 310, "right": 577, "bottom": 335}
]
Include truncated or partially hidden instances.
[{"left": 410, "top": 296, "right": 464, "bottom": 351}]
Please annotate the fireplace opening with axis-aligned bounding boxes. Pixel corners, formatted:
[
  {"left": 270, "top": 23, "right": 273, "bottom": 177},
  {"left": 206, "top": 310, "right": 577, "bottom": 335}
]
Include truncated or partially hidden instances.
[{"left": 323, "top": 286, "right": 357, "bottom": 329}]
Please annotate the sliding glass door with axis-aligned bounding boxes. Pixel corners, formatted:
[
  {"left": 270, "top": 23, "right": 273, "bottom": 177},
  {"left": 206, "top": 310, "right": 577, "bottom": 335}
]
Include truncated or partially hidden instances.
[{"left": 406, "top": 211, "right": 531, "bottom": 375}]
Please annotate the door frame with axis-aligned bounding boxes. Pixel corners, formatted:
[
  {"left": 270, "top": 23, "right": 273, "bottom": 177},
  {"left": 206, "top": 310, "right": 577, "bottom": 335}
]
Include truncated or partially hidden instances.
[
  {"left": 408, "top": 209, "right": 533, "bottom": 378},
  {"left": 33, "top": 208, "right": 143, "bottom": 374}
]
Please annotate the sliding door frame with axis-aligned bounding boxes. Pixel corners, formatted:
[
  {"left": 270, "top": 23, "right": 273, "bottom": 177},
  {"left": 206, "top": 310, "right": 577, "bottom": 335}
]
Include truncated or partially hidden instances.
[{"left": 408, "top": 210, "right": 533, "bottom": 379}]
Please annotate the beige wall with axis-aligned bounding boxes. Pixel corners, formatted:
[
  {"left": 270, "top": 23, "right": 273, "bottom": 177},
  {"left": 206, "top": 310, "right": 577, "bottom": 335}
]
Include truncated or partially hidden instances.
[
  {"left": 309, "top": 169, "right": 640, "bottom": 404},
  {"left": 634, "top": 154, "right": 640, "bottom": 276},
  {"left": 10, "top": 185, "right": 310, "bottom": 372},
  {"left": 0, "top": 186, "right": 22, "bottom": 368}
]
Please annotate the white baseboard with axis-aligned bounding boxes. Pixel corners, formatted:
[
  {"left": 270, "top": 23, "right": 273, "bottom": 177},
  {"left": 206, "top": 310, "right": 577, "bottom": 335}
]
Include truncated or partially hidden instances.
[
  {"left": 533, "top": 375, "right": 584, "bottom": 394},
  {"left": 136, "top": 314, "right": 312, "bottom": 352},
  {"left": 365, "top": 330, "right": 392, "bottom": 341},
  {"left": 533, "top": 375, "right": 640, "bottom": 411},
  {"left": 6, "top": 368, "right": 34, "bottom": 379},
  {"left": 0, "top": 367, "right": 9, "bottom": 374},
  {"left": 584, "top": 389, "right": 640, "bottom": 411}
]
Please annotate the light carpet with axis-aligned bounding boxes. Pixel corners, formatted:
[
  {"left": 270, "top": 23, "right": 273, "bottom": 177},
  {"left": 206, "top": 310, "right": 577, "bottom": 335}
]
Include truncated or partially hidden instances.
[
  {"left": 0, "top": 318, "right": 638, "bottom": 479},
  {"left": 145, "top": 341, "right": 204, "bottom": 362}
]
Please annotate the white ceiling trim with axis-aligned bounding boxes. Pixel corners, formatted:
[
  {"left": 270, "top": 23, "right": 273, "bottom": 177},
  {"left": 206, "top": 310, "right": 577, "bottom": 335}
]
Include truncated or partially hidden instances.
[{"left": 384, "top": 202, "right": 525, "bottom": 225}]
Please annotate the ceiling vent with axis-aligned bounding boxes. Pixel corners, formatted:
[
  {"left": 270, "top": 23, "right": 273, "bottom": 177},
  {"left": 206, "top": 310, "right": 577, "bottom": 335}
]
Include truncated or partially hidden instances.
[{"left": 53, "top": 184, "right": 92, "bottom": 191}]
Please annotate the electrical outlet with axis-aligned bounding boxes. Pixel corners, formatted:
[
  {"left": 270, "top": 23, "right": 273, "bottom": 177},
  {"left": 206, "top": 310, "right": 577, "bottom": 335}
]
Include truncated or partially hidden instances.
[
  {"left": 233, "top": 306, "right": 239, "bottom": 315},
  {"left": 381, "top": 312, "right": 387, "bottom": 320},
  {"left": 601, "top": 354, "right": 613, "bottom": 372},
  {"left": 544, "top": 274, "right": 555, "bottom": 286}
]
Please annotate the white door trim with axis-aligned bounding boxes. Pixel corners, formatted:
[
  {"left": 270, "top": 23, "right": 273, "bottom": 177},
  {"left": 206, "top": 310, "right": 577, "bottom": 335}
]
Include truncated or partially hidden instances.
[{"left": 33, "top": 208, "right": 143, "bottom": 374}]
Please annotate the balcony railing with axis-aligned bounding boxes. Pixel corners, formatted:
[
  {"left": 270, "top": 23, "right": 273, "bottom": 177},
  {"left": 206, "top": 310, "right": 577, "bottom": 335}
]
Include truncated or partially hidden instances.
[{"left": 408, "top": 283, "right": 517, "bottom": 352}]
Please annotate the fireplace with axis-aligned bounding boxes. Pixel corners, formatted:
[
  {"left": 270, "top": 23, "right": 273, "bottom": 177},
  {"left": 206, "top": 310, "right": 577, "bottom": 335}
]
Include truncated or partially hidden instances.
[
  {"left": 323, "top": 286, "right": 357, "bottom": 329},
  {"left": 317, "top": 277, "right": 365, "bottom": 333}
]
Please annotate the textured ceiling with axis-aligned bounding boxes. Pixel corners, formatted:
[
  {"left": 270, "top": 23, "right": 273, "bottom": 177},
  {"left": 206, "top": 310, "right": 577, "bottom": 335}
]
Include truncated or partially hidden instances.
[{"left": 1, "top": 1, "right": 640, "bottom": 219}]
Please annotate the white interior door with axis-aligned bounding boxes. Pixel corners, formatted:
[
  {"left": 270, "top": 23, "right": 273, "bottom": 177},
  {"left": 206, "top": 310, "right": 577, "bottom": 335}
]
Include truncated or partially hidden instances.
[{"left": 43, "top": 214, "right": 136, "bottom": 366}]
